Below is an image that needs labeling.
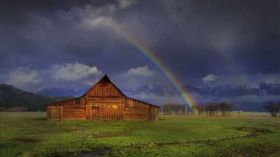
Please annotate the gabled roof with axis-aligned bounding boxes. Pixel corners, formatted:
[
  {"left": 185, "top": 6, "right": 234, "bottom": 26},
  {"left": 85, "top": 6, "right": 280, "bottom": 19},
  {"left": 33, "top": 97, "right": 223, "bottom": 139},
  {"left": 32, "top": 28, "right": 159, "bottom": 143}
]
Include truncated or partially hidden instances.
[
  {"left": 81, "top": 74, "right": 126, "bottom": 97},
  {"left": 126, "top": 97, "right": 160, "bottom": 108}
]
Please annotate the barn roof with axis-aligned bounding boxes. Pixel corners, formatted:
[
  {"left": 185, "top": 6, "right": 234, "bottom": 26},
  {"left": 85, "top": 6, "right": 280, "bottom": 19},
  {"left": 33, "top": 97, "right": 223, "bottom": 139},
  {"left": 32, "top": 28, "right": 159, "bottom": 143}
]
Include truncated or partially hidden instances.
[
  {"left": 48, "top": 74, "right": 160, "bottom": 108},
  {"left": 81, "top": 74, "right": 126, "bottom": 97},
  {"left": 126, "top": 97, "right": 160, "bottom": 108}
]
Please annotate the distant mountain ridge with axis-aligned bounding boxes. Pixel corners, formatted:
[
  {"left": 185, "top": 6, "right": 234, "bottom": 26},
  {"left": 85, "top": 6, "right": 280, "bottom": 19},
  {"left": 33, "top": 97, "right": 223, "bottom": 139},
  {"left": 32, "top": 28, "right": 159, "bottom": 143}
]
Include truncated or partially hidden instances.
[
  {"left": 0, "top": 84, "right": 70, "bottom": 111},
  {"left": 183, "top": 82, "right": 280, "bottom": 112},
  {"left": 124, "top": 82, "right": 280, "bottom": 98},
  {"left": 184, "top": 82, "right": 280, "bottom": 97},
  {"left": 125, "top": 84, "right": 165, "bottom": 96}
]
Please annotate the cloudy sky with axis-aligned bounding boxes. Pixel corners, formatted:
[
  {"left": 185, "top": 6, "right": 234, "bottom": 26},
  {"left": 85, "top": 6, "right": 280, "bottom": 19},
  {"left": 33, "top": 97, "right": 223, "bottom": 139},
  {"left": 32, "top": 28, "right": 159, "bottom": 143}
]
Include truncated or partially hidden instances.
[{"left": 0, "top": 0, "right": 279, "bottom": 105}]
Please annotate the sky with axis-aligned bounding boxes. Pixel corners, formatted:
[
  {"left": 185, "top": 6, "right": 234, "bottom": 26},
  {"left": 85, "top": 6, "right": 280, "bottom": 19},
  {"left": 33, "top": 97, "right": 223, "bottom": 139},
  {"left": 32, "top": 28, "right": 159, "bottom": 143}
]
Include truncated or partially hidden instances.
[{"left": 0, "top": 0, "right": 279, "bottom": 105}]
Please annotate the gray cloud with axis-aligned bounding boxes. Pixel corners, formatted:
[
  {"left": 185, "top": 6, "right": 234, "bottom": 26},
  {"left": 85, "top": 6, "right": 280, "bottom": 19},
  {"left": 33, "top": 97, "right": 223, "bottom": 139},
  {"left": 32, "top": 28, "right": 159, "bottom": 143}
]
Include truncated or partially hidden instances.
[
  {"left": 3, "top": 67, "right": 41, "bottom": 90},
  {"left": 51, "top": 62, "right": 101, "bottom": 81},
  {"left": 202, "top": 74, "right": 219, "bottom": 83},
  {"left": 126, "top": 65, "right": 155, "bottom": 77}
]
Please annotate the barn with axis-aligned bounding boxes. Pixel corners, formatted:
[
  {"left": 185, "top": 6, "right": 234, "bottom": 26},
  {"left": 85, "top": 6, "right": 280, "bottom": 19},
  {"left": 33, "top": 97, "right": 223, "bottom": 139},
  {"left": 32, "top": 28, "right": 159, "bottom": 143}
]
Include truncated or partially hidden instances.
[{"left": 47, "top": 75, "right": 160, "bottom": 120}]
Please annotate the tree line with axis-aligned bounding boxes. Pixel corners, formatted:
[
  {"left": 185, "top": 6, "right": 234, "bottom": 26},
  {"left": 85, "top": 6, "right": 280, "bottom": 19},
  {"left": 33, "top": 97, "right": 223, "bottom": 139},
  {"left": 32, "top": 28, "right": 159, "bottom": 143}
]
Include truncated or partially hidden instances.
[
  {"left": 162, "top": 102, "right": 233, "bottom": 116},
  {"left": 162, "top": 102, "right": 280, "bottom": 117}
]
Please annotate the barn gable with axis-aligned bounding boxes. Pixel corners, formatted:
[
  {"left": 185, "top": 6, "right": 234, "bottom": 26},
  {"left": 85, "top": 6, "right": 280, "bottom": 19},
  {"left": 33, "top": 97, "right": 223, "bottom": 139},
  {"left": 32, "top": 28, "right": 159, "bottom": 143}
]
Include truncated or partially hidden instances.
[{"left": 84, "top": 75, "right": 125, "bottom": 97}]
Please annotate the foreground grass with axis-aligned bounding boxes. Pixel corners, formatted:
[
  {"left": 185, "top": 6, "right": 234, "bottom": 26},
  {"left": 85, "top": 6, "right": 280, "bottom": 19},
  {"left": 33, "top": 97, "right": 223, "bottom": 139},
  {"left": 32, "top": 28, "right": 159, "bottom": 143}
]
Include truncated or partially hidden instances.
[{"left": 0, "top": 112, "right": 280, "bottom": 157}]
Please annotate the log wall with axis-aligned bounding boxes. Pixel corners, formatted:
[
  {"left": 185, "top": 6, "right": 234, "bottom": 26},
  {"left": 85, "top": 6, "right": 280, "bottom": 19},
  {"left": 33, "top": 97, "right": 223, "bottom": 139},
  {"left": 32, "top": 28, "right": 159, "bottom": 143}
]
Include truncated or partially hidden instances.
[{"left": 123, "top": 98, "right": 159, "bottom": 120}]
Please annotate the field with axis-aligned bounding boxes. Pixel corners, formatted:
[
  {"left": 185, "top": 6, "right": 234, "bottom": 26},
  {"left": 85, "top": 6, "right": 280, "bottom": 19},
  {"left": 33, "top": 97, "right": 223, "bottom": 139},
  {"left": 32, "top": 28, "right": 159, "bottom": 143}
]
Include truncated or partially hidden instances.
[{"left": 0, "top": 112, "right": 280, "bottom": 157}]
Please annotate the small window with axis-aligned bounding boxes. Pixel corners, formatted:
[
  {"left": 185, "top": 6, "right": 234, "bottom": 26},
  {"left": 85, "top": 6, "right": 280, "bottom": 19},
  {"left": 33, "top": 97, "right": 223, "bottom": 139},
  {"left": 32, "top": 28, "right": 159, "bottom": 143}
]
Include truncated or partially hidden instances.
[{"left": 112, "top": 105, "right": 118, "bottom": 109}]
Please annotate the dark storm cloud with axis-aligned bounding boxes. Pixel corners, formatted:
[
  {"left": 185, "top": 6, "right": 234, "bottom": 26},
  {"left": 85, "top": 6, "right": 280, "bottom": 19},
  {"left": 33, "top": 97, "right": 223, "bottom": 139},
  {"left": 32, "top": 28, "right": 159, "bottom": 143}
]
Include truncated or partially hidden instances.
[
  {"left": 0, "top": 0, "right": 141, "bottom": 73},
  {"left": 0, "top": 0, "right": 117, "bottom": 22},
  {"left": 0, "top": 0, "right": 279, "bottom": 104},
  {"left": 157, "top": 0, "right": 280, "bottom": 75}
]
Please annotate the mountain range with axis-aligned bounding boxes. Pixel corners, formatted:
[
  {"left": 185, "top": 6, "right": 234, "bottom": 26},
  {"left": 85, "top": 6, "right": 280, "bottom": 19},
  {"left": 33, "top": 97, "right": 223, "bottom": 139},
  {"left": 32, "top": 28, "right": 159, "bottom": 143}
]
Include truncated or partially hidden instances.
[
  {"left": 185, "top": 82, "right": 280, "bottom": 98},
  {"left": 0, "top": 84, "right": 70, "bottom": 111}
]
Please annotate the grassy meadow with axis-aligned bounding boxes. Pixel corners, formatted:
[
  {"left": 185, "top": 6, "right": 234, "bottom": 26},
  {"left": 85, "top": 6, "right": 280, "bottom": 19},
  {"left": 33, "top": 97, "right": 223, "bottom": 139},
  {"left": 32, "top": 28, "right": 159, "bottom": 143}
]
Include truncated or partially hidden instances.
[{"left": 0, "top": 112, "right": 280, "bottom": 157}]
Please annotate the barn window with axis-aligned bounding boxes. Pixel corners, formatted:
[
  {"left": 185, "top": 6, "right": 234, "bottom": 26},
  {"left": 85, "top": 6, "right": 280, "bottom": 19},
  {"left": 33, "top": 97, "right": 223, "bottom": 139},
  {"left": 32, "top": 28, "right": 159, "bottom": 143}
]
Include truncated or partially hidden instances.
[
  {"left": 93, "top": 104, "right": 98, "bottom": 107},
  {"left": 75, "top": 98, "right": 80, "bottom": 104},
  {"left": 112, "top": 105, "right": 118, "bottom": 109}
]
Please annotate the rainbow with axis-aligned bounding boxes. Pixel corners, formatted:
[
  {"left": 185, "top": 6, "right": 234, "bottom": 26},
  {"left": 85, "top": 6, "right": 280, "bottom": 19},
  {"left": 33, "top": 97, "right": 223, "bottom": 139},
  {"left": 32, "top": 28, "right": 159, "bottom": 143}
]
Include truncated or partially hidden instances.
[{"left": 110, "top": 22, "right": 197, "bottom": 109}]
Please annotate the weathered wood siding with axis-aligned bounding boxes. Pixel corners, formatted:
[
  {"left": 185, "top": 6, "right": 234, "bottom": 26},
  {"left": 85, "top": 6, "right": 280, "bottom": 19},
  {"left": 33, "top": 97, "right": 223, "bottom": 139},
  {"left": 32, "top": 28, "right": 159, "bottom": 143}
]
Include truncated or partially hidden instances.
[
  {"left": 47, "top": 75, "right": 159, "bottom": 121},
  {"left": 85, "top": 96, "right": 124, "bottom": 120},
  {"left": 61, "top": 99, "right": 86, "bottom": 120},
  {"left": 123, "top": 98, "right": 159, "bottom": 120},
  {"left": 86, "top": 103, "right": 123, "bottom": 120},
  {"left": 48, "top": 98, "right": 86, "bottom": 120},
  {"left": 85, "top": 77, "right": 123, "bottom": 97}
]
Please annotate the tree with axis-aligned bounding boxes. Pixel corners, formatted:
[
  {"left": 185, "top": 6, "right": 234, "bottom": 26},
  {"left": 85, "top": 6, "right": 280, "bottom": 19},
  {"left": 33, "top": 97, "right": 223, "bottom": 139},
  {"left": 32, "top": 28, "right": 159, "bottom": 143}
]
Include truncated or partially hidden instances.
[
  {"left": 219, "top": 102, "right": 233, "bottom": 116},
  {"left": 174, "top": 104, "right": 181, "bottom": 114},
  {"left": 277, "top": 103, "right": 280, "bottom": 116},
  {"left": 181, "top": 105, "right": 186, "bottom": 115},
  {"left": 196, "top": 104, "right": 204, "bottom": 116},
  {"left": 264, "top": 102, "right": 279, "bottom": 117},
  {"left": 163, "top": 104, "right": 186, "bottom": 115},
  {"left": 190, "top": 105, "right": 195, "bottom": 115},
  {"left": 206, "top": 103, "right": 218, "bottom": 116},
  {"left": 163, "top": 104, "right": 172, "bottom": 115}
]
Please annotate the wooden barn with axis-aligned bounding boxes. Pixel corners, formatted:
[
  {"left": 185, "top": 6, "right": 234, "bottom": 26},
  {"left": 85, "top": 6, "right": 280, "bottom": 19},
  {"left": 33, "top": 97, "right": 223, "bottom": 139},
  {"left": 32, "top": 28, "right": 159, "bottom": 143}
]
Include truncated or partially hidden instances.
[{"left": 47, "top": 75, "right": 159, "bottom": 120}]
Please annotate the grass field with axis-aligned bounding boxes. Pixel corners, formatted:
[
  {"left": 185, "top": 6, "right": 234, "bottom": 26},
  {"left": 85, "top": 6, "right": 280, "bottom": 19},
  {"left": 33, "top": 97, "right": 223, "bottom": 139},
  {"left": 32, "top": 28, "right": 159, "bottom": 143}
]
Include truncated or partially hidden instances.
[{"left": 0, "top": 112, "right": 280, "bottom": 157}]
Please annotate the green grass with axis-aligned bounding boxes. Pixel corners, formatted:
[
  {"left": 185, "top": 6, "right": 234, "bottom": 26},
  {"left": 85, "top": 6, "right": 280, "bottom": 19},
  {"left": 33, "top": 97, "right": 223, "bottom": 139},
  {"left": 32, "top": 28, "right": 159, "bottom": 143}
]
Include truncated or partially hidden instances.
[{"left": 0, "top": 112, "right": 280, "bottom": 157}]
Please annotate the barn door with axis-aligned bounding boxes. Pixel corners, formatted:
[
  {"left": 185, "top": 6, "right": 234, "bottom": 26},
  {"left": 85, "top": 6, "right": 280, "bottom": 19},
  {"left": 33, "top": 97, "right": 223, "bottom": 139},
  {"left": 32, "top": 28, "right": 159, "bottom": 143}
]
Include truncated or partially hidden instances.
[
  {"left": 111, "top": 104, "right": 121, "bottom": 120},
  {"left": 102, "top": 104, "right": 121, "bottom": 120},
  {"left": 91, "top": 106, "right": 99, "bottom": 120}
]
